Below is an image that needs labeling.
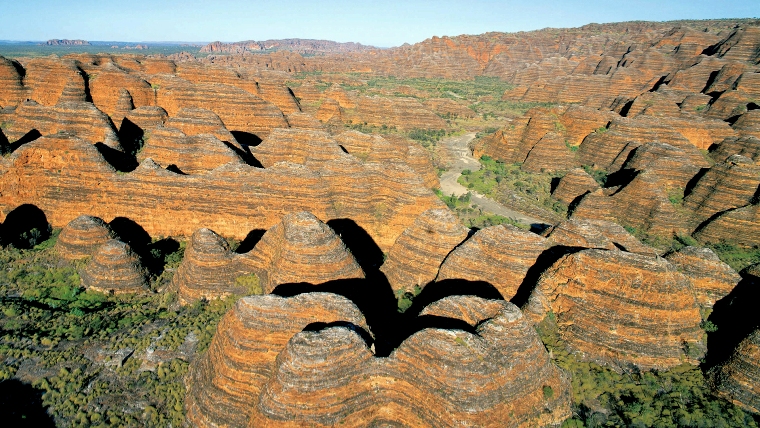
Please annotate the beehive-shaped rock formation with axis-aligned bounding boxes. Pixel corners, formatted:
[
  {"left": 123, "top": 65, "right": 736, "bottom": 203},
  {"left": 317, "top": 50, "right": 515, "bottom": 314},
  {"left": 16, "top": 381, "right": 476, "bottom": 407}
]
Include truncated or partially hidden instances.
[
  {"left": 381, "top": 208, "right": 469, "bottom": 295},
  {"left": 185, "top": 293, "right": 371, "bottom": 428},
  {"left": 247, "top": 296, "right": 571, "bottom": 427},
  {"left": 525, "top": 249, "right": 704, "bottom": 370},
  {"left": 55, "top": 215, "right": 114, "bottom": 261},
  {"left": 693, "top": 203, "right": 760, "bottom": 247},
  {"left": 80, "top": 239, "right": 147, "bottom": 294},
  {"left": 664, "top": 246, "right": 741, "bottom": 307},
  {"left": 712, "top": 329, "right": 760, "bottom": 414},
  {"left": 0, "top": 56, "right": 24, "bottom": 107},
  {"left": 3, "top": 100, "right": 121, "bottom": 148},
  {"left": 173, "top": 228, "right": 253, "bottom": 304},
  {"left": 156, "top": 81, "right": 288, "bottom": 137},
  {"left": 437, "top": 225, "right": 548, "bottom": 300},
  {"left": 163, "top": 107, "right": 236, "bottom": 143},
  {"left": 551, "top": 168, "right": 601, "bottom": 205},
  {"left": 88, "top": 63, "right": 155, "bottom": 117},
  {"left": 711, "top": 136, "right": 760, "bottom": 165},
  {"left": 545, "top": 218, "right": 654, "bottom": 255},
  {"left": 242, "top": 211, "right": 364, "bottom": 293},
  {"left": 23, "top": 58, "right": 86, "bottom": 106},
  {"left": 251, "top": 128, "right": 345, "bottom": 167},
  {"left": 683, "top": 155, "right": 760, "bottom": 224},
  {"left": 136, "top": 126, "right": 244, "bottom": 174}
]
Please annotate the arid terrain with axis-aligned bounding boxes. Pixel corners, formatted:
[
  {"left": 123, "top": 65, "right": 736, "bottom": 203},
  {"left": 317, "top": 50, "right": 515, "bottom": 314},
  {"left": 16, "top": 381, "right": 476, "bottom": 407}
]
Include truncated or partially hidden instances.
[{"left": 0, "top": 18, "right": 759, "bottom": 427}]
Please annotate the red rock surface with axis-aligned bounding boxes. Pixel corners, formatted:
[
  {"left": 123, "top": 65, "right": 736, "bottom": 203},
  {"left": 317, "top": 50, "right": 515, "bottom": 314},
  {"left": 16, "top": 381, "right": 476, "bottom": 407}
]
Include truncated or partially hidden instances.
[
  {"left": 241, "top": 211, "right": 364, "bottom": 293},
  {"left": 380, "top": 208, "right": 469, "bottom": 295},
  {"left": 0, "top": 56, "right": 24, "bottom": 108},
  {"left": 55, "top": 215, "right": 115, "bottom": 261},
  {"left": 185, "top": 292, "right": 371, "bottom": 427},
  {"left": 137, "top": 126, "right": 244, "bottom": 174},
  {"left": 544, "top": 218, "right": 655, "bottom": 255},
  {"left": 173, "top": 228, "right": 253, "bottom": 304},
  {"left": 551, "top": 168, "right": 601, "bottom": 205},
  {"left": 664, "top": 246, "right": 741, "bottom": 307},
  {"left": 437, "top": 225, "right": 548, "bottom": 300},
  {"left": 22, "top": 58, "right": 86, "bottom": 107},
  {"left": 249, "top": 298, "right": 571, "bottom": 427},
  {"left": 525, "top": 249, "right": 705, "bottom": 370},
  {"left": 80, "top": 239, "right": 147, "bottom": 294},
  {"left": 712, "top": 329, "right": 760, "bottom": 414}
]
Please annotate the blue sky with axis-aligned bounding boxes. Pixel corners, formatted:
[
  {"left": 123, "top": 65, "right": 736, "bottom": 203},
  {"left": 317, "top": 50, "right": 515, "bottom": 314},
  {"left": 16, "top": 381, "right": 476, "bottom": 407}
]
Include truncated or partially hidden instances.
[{"left": 0, "top": 0, "right": 757, "bottom": 47}]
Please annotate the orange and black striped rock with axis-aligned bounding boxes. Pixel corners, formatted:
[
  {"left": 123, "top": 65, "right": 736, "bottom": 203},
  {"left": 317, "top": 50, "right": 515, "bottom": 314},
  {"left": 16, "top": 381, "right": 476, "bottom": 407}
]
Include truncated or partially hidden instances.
[
  {"left": 80, "top": 239, "right": 147, "bottom": 294},
  {"left": 247, "top": 297, "right": 571, "bottom": 427},
  {"left": 380, "top": 208, "right": 469, "bottom": 295},
  {"left": 185, "top": 292, "right": 371, "bottom": 428},
  {"left": 241, "top": 211, "right": 364, "bottom": 293},
  {"left": 551, "top": 168, "right": 601, "bottom": 205},
  {"left": 437, "top": 224, "right": 548, "bottom": 300},
  {"left": 525, "top": 248, "right": 704, "bottom": 370},
  {"left": 664, "top": 246, "right": 741, "bottom": 307},
  {"left": 173, "top": 228, "right": 255, "bottom": 304},
  {"left": 544, "top": 218, "right": 655, "bottom": 255},
  {"left": 712, "top": 329, "right": 760, "bottom": 414},
  {"left": 55, "top": 215, "right": 114, "bottom": 261},
  {"left": 136, "top": 126, "right": 244, "bottom": 174}
]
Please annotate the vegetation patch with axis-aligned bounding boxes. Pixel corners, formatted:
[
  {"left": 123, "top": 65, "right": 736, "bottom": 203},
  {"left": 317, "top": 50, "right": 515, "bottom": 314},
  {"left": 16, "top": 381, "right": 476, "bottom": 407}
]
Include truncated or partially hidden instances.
[{"left": 535, "top": 317, "right": 758, "bottom": 427}]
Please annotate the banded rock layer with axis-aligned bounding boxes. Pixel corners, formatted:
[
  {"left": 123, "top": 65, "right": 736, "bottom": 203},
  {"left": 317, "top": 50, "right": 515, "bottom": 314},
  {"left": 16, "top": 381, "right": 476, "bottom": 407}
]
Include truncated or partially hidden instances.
[
  {"left": 55, "top": 215, "right": 114, "bottom": 261},
  {"left": 380, "top": 208, "right": 469, "bottom": 295},
  {"left": 664, "top": 246, "right": 741, "bottom": 307},
  {"left": 185, "top": 293, "right": 371, "bottom": 428},
  {"left": 173, "top": 228, "right": 252, "bottom": 304},
  {"left": 713, "top": 329, "right": 760, "bottom": 414},
  {"left": 243, "top": 211, "right": 364, "bottom": 293},
  {"left": 436, "top": 225, "right": 548, "bottom": 300},
  {"left": 525, "top": 249, "right": 704, "bottom": 370},
  {"left": 80, "top": 239, "right": 147, "bottom": 294}
]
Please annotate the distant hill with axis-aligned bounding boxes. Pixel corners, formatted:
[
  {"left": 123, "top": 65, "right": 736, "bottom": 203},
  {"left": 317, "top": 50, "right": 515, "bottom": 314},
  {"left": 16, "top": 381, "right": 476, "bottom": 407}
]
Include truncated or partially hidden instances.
[
  {"left": 45, "top": 39, "right": 90, "bottom": 46},
  {"left": 200, "top": 38, "right": 375, "bottom": 55}
]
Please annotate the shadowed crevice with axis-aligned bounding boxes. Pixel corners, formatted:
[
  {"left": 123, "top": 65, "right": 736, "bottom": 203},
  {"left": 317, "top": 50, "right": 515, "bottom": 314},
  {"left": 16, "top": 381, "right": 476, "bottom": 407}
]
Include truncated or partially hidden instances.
[
  {"left": 703, "top": 274, "right": 760, "bottom": 369},
  {"left": 94, "top": 142, "right": 138, "bottom": 172},
  {"left": 0, "top": 379, "right": 55, "bottom": 427},
  {"left": 236, "top": 229, "right": 266, "bottom": 254},
  {"left": 0, "top": 204, "right": 51, "bottom": 249},
  {"left": 510, "top": 245, "right": 586, "bottom": 308}
]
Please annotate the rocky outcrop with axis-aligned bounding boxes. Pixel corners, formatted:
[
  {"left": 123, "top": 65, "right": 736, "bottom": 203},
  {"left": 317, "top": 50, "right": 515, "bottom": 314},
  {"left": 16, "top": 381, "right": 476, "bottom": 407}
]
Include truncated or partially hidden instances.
[
  {"left": 185, "top": 293, "right": 371, "bottom": 428},
  {"left": 437, "top": 225, "right": 548, "bottom": 300},
  {"left": 55, "top": 215, "right": 114, "bottom": 261},
  {"left": 0, "top": 56, "right": 24, "bottom": 108},
  {"left": 251, "top": 128, "right": 345, "bottom": 167},
  {"left": 344, "top": 96, "right": 448, "bottom": 131},
  {"left": 710, "top": 136, "right": 760, "bottom": 164},
  {"left": 380, "top": 209, "right": 469, "bottom": 295},
  {"left": 551, "top": 168, "right": 601, "bottom": 205},
  {"left": 525, "top": 249, "right": 704, "bottom": 370},
  {"left": 2, "top": 100, "right": 121, "bottom": 148},
  {"left": 544, "top": 218, "right": 654, "bottom": 255},
  {"left": 88, "top": 64, "right": 155, "bottom": 118},
  {"left": 621, "top": 142, "right": 705, "bottom": 190},
  {"left": 0, "top": 134, "right": 442, "bottom": 253},
  {"left": 173, "top": 228, "right": 252, "bottom": 304},
  {"left": 712, "top": 329, "right": 760, "bottom": 414},
  {"left": 664, "top": 246, "right": 741, "bottom": 307},
  {"left": 249, "top": 298, "right": 571, "bottom": 427},
  {"left": 521, "top": 131, "right": 578, "bottom": 173},
  {"left": 163, "top": 107, "right": 237, "bottom": 142},
  {"left": 137, "top": 126, "right": 244, "bottom": 174},
  {"left": 156, "top": 80, "right": 288, "bottom": 137},
  {"left": 80, "top": 239, "right": 147, "bottom": 294},
  {"left": 711, "top": 26, "right": 760, "bottom": 63},
  {"left": 242, "top": 211, "right": 364, "bottom": 293},
  {"left": 23, "top": 58, "right": 86, "bottom": 106},
  {"left": 46, "top": 39, "right": 90, "bottom": 46},
  {"left": 683, "top": 155, "right": 760, "bottom": 225},
  {"left": 693, "top": 203, "right": 760, "bottom": 247}
]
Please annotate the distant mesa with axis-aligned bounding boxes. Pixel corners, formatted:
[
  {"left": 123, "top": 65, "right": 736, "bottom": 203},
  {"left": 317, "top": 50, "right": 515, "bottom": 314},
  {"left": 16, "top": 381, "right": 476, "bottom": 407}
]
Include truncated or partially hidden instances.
[
  {"left": 200, "top": 38, "right": 376, "bottom": 55},
  {"left": 45, "top": 39, "right": 90, "bottom": 46}
]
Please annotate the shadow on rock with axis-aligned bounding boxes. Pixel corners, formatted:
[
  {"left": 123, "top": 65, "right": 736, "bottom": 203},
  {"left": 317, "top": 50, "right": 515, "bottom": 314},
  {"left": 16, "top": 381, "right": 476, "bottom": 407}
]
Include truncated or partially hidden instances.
[{"left": 0, "top": 379, "right": 55, "bottom": 427}]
